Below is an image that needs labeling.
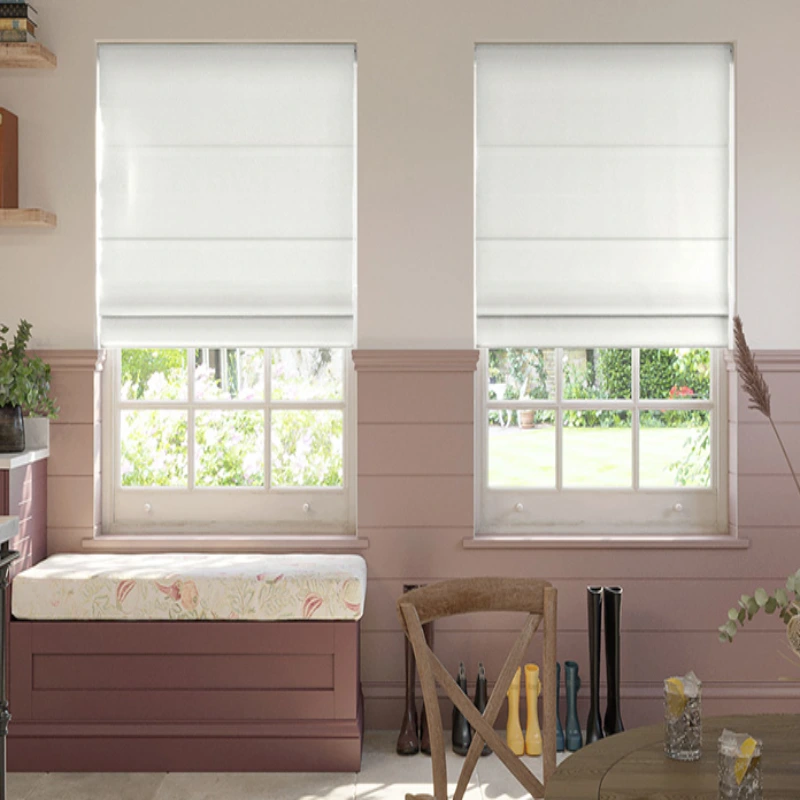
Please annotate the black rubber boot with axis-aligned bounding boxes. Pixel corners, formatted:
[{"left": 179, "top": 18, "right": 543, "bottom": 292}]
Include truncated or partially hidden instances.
[
  {"left": 452, "top": 662, "right": 472, "bottom": 756},
  {"left": 585, "top": 586, "right": 605, "bottom": 745},
  {"left": 603, "top": 586, "right": 625, "bottom": 736},
  {"left": 472, "top": 663, "right": 491, "bottom": 756}
]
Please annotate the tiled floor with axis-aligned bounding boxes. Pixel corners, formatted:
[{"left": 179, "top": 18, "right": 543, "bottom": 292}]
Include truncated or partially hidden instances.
[{"left": 6, "top": 732, "right": 572, "bottom": 800}]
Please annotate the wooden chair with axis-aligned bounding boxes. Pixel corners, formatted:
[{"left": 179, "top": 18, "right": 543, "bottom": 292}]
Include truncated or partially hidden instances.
[{"left": 397, "top": 578, "right": 557, "bottom": 800}]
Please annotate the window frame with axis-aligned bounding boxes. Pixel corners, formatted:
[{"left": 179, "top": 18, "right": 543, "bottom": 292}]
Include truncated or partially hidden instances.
[
  {"left": 475, "top": 347, "right": 729, "bottom": 537},
  {"left": 101, "top": 347, "right": 357, "bottom": 537}
]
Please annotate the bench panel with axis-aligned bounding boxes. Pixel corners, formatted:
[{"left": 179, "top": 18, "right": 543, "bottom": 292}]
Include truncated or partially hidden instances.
[
  {"left": 33, "top": 653, "right": 334, "bottom": 690},
  {"left": 29, "top": 620, "right": 336, "bottom": 653},
  {"left": 9, "top": 618, "right": 362, "bottom": 771}
]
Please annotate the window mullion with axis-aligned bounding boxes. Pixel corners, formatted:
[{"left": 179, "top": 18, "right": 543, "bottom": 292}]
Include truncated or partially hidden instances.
[
  {"left": 264, "top": 348, "right": 272, "bottom": 493},
  {"left": 632, "top": 348, "right": 640, "bottom": 491},
  {"left": 556, "top": 347, "right": 563, "bottom": 491},
  {"left": 187, "top": 348, "right": 196, "bottom": 491}
]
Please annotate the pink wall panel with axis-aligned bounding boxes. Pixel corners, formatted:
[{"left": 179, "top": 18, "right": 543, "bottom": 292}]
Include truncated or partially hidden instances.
[
  {"left": 357, "top": 372, "right": 474, "bottom": 424},
  {"left": 358, "top": 423, "right": 473, "bottom": 476},
  {"left": 34, "top": 348, "right": 800, "bottom": 733}
]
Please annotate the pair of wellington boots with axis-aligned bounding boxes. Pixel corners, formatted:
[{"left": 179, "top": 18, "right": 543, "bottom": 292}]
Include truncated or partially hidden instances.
[{"left": 506, "top": 664, "right": 543, "bottom": 757}]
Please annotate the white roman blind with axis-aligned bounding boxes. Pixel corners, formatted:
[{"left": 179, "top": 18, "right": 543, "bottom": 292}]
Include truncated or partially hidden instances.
[
  {"left": 476, "top": 44, "right": 733, "bottom": 348},
  {"left": 97, "top": 44, "right": 355, "bottom": 347}
]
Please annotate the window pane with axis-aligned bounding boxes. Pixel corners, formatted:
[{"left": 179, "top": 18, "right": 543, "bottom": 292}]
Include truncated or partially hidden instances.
[
  {"left": 563, "top": 349, "right": 631, "bottom": 400},
  {"left": 487, "top": 410, "right": 555, "bottom": 487},
  {"left": 195, "top": 348, "right": 265, "bottom": 401},
  {"left": 271, "top": 410, "right": 343, "bottom": 487},
  {"left": 195, "top": 410, "right": 265, "bottom": 487},
  {"left": 272, "top": 349, "right": 344, "bottom": 401},
  {"left": 121, "top": 349, "right": 188, "bottom": 401},
  {"left": 640, "top": 410, "right": 711, "bottom": 487},
  {"left": 640, "top": 349, "right": 711, "bottom": 400},
  {"left": 563, "top": 412, "right": 632, "bottom": 487},
  {"left": 488, "top": 348, "right": 556, "bottom": 401},
  {"left": 121, "top": 410, "right": 188, "bottom": 486}
]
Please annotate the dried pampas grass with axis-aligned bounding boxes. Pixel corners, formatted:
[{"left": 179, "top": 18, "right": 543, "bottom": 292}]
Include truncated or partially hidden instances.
[
  {"left": 734, "top": 315, "right": 800, "bottom": 497},
  {"left": 733, "top": 316, "right": 771, "bottom": 417}
]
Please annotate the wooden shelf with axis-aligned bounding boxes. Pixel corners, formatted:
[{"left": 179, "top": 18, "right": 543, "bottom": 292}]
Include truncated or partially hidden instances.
[
  {"left": 0, "top": 209, "right": 56, "bottom": 228},
  {"left": 0, "top": 43, "right": 56, "bottom": 69}
]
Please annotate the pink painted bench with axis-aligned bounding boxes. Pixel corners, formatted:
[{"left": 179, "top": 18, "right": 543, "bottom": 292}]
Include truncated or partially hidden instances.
[{"left": 7, "top": 551, "right": 365, "bottom": 772}]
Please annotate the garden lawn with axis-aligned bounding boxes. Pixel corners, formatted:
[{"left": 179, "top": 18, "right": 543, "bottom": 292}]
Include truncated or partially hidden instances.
[{"left": 487, "top": 425, "right": 708, "bottom": 488}]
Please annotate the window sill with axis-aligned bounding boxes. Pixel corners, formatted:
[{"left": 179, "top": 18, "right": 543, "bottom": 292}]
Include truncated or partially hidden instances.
[
  {"left": 465, "top": 534, "right": 750, "bottom": 550},
  {"left": 83, "top": 534, "right": 369, "bottom": 553}
]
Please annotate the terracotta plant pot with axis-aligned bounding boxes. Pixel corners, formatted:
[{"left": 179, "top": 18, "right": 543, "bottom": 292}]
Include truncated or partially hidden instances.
[
  {"left": 0, "top": 404, "right": 25, "bottom": 453},
  {"left": 518, "top": 409, "right": 536, "bottom": 429}
]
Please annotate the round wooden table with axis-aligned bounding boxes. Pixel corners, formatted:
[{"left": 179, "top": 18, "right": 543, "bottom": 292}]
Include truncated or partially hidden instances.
[{"left": 545, "top": 714, "right": 800, "bottom": 799}]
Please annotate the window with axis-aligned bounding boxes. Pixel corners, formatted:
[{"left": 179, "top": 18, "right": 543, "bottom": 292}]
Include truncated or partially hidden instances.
[
  {"left": 97, "top": 44, "right": 356, "bottom": 533},
  {"left": 479, "top": 347, "right": 726, "bottom": 534},
  {"left": 475, "top": 45, "right": 733, "bottom": 535},
  {"left": 105, "top": 348, "right": 353, "bottom": 534}
]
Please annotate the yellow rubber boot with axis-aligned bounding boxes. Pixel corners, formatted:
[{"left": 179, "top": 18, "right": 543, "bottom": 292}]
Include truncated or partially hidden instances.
[
  {"left": 525, "top": 663, "right": 543, "bottom": 756},
  {"left": 506, "top": 666, "right": 524, "bottom": 756}
]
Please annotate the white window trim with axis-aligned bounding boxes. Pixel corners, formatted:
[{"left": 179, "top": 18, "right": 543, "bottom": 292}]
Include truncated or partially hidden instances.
[
  {"left": 101, "top": 349, "right": 357, "bottom": 537},
  {"left": 475, "top": 348, "right": 728, "bottom": 537}
]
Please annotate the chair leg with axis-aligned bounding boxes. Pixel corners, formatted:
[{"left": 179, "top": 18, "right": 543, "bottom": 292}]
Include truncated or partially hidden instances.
[
  {"left": 419, "top": 620, "right": 434, "bottom": 755},
  {"left": 398, "top": 585, "right": 420, "bottom": 755}
]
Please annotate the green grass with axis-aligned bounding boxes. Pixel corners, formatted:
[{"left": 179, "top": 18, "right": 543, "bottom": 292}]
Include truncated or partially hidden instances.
[{"left": 487, "top": 425, "right": 709, "bottom": 488}]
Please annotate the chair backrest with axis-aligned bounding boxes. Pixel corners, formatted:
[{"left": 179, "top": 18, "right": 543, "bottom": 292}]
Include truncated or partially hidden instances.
[{"left": 397, "top": 577, "right": 557, "bottom": 800}]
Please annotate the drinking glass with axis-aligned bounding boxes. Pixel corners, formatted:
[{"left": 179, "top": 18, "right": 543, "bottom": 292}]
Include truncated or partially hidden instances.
[
  {"left": 664, "top": 672, "right": 702, "bottom": 761},
  {"left": 718, "top": 729, "right": 762, "bottom": 800}
]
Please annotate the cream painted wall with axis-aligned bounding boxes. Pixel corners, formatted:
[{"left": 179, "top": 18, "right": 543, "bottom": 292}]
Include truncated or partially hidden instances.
[{"left": 1, "top": 0, "right": 799, "bottom": 349}]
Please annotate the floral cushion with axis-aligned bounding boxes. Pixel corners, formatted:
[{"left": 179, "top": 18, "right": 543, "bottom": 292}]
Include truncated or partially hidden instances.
[{"left": 11, "top": 553, "right": 366, "bottom": 621}]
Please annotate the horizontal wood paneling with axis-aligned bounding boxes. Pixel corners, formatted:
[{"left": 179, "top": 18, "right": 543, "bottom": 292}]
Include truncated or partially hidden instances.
[
  {"left": 737, "top": 475, "right": 800, "bottom": 525},
  {"left": 47, "top": 370, "right": 99, "bottom": 425},
  {"left": 8, "top": 730, "right": 362, "bottom": 772},
  {"left": 46, "top": 476, "right": 96, "bottom": 528},
  {"left": 360, "top": 526, "right": 796, "bottom": 580},
  {"left": 736, "top": 372, "right": 800, "bottom": 423},
  {"left": 361, "top": 629, "right": 790, "bottom": 686},
  {"left": 361, "top": 577, "right": 793, "bottom": 634},
  {"left": 29, "top": 620, "right": 339, "bottom": 654},
  {"left": 738, "top": 422, "right": 800, "bottom": 474},
  {"left": 358, "top": 372, "right": 475, "bottom": 424},
  {"left": 358, "top": 423, "right": 473, "bottom": 476},
  {"left": 363, "top": 691, "right": 800, "bottom": 733},
  {"left": 32, "top": 689, "right": 336, "bottom": 722},
  {"left": 47, "top": 423, "right": 97, "bottom": 477},
  {"left": 33, "top": 654, "right": 334, "bottom": 690},
  {"left": 359, "top": 476, "right": 474, "bottom": 528}
]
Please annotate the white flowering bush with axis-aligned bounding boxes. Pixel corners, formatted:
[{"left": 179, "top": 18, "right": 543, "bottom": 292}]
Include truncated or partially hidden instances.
[{"left": 120, "top": 348, "right": 343, "bottom": 488}]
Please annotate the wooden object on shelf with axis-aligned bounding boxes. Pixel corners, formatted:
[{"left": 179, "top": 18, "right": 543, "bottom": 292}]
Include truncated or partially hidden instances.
[
  {"left": 0, "top": 42, "right": 56, "bottom": 68},
  {"left": 0, "top": 107, "right": 18, "bottom": 207},
  {"left": 0, "top": 208, "right": 56, "bottom": 228}
]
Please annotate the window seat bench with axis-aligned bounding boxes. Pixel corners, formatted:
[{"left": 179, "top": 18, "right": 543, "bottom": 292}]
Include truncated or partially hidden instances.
[{"left": 8, "top": 553, "right": 366, "bottom": 772}]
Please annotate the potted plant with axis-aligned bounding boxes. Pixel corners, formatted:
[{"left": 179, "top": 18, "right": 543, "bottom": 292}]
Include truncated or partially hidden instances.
[
  {"left": 508, "top": 349, "right": 548, "bottom": 429},
  {"left": 0, "top": 320, "right": 58, "bottom": 453}
]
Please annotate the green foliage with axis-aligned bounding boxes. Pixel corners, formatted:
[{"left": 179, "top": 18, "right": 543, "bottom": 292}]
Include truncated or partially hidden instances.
[
  {"left": 271, "top": 410, "right": 343, "bottom": 487},
  {"left": 719, "top": 571, "right": 800, "bottom": 643},
  {"left": 195, "top": 410, "right": 265, "bottom": 487},
  {"left": 121, "top": 349, "right": 187, "bottom": 400},
  {"left": 671, "top": 423, "right": 711, "bottom": 487},
  {"left": 562, "top": 362, "right": 625, "bottom": 428},
  {"left": 119, "top": 348, "right": 341, "bottom": 489},
  {"left": 121, "top": 410, "right": 188, "bottom": 487},
  {"left": 0, "top": 320, "right": 58, "bottom": 418},
  {"left": 595, "top": 349, "right": 632, "bottom": 400}
]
